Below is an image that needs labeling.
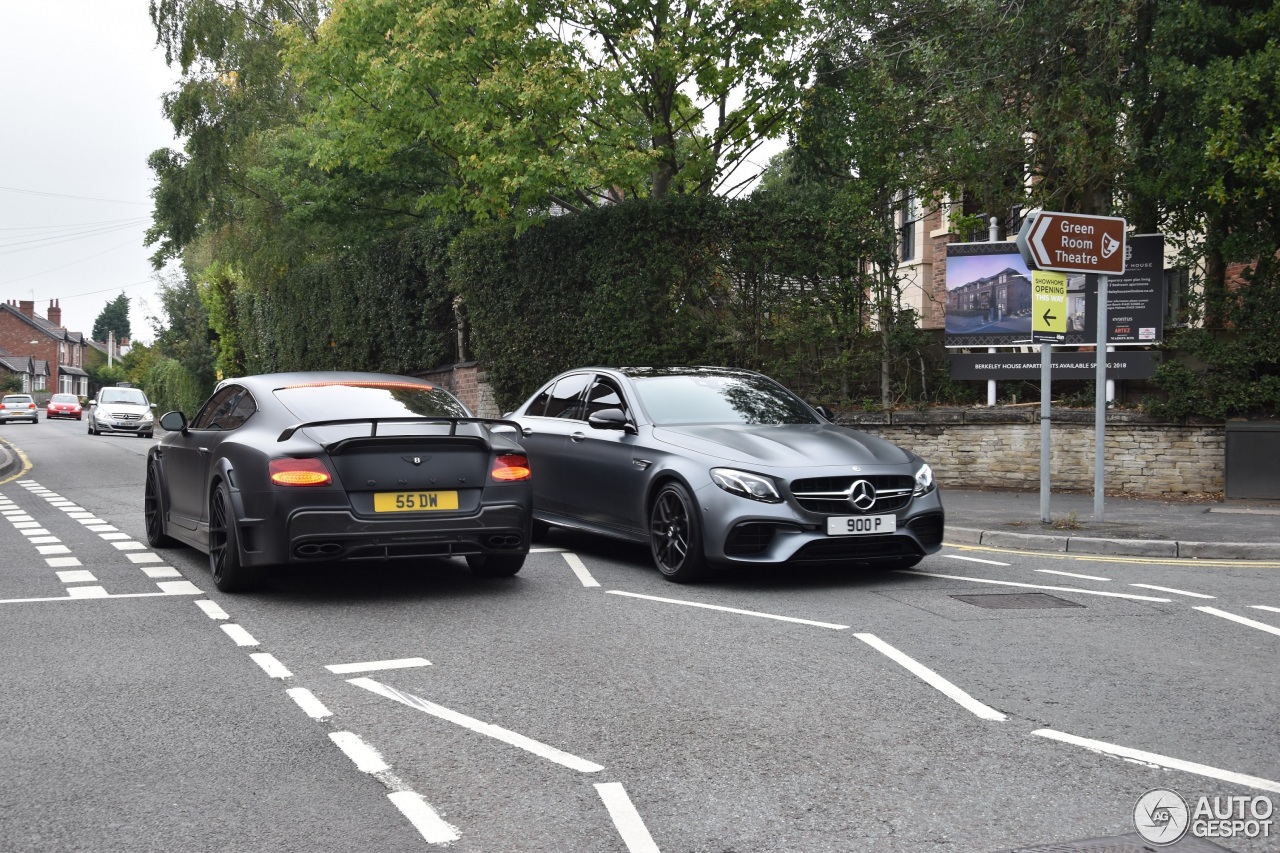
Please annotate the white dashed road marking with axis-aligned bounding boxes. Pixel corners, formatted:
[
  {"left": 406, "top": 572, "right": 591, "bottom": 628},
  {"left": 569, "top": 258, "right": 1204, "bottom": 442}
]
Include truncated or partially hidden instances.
[
  {"left": 1037, "top": 569, "right": 1111, "bottom": 581},
  {"left": 1129, "top": 583, "right": 1215, "bottom": 599},
  {"left": 901, "top": 570, "right": 1172, "bottom": 602},
  {"left": 607, "top": 590, "right": 850, "bottom": 630},
  {"left": 595, "top": 782, "right": 661, "bottom": 853},
  {"left": 855, "top": 633, "right": 1007, "bottom": 722},
  {"left": 349, "top": 677, "right": 604, "bottom": 773},
  {"left": 1195, "top": 606, "right": 1280, "bottom": 638},
  {"left": 563, "top": 553, "right": 600, "bottom": 587},
  {"left": 1033, "top": 729, "right": 1280, "bottom": 794},
  {"left": 325, "top": 658, "right": 431, "bottom": 675}
]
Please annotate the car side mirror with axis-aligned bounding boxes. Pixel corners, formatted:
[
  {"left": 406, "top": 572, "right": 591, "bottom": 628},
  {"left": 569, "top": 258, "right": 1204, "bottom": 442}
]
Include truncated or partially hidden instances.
[
  {"left": 814, "top": 405, "right": 835, "bottom": 422},
  {"left": 159, "top": 411, "right": 188, "bottom": 434},
  {"left": 588, "top": 408, "right": 635, "bottom": 433}
]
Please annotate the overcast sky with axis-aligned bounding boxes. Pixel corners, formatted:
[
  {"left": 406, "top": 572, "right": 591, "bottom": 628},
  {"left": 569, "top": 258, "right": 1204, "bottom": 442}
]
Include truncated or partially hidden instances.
[{"left": 0, "top": 1, "right": 180, "bottom": 346}]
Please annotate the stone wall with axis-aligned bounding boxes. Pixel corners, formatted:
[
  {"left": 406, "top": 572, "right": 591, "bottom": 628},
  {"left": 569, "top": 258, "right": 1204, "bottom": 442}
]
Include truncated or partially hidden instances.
[
  {"left": 414, "top": 361, "right": 501, "bottom": 418},
  {"left": 837, "top": 408, "right": 1225, "bottom": 496}
]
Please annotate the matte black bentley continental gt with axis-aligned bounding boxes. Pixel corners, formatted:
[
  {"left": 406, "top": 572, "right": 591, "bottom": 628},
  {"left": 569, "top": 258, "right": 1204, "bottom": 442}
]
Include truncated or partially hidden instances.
[
  {"left": 145, "top": 372, "right": 533, "bottom": 592},
  {"left": 508, "top": 366, "right": 944, "bottom": 582}
]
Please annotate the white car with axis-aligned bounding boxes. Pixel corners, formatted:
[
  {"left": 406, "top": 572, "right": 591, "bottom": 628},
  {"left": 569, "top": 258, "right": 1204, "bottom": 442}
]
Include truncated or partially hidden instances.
[
  {"left": 88, "top": 386, "right": 155, "bottom": 438},
  {"left": 0, "top": 394, "right": 39, "bottom": 424}
]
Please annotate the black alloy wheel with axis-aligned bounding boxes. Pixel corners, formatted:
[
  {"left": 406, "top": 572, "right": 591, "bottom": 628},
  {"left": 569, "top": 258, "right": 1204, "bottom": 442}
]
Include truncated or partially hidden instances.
[
  {"left": 143, "top": 462, "right": 178, "bottom": 548},
  {"left": 649, "top": 482, "right": 709, "bottom": 583},
  {"left": 465, "top": 554, "right": 525, "bottom": 577},
  {"left": 209, "top": 483, "right": 264, "bottom": 592}
]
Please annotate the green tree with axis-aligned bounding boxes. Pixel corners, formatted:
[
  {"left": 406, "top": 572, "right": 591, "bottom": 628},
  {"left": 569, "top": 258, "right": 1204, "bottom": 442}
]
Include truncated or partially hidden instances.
[
  {"left": 92, "top": 293, "right": 132, "bottom": 343},
  {"left": 286, "top": 0, "right": 814, "bottom": 220}
]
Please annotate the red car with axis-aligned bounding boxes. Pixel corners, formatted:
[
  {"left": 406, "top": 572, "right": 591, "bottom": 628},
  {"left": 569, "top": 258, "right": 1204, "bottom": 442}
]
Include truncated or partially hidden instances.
[{"left": 46, "top": 393, "right": 83, "bottom": 420}]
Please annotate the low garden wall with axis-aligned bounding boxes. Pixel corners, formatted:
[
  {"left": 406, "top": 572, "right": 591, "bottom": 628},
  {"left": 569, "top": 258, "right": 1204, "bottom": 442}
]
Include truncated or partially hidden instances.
[{"left": 838, "top": 408, "right": 1225, "bottom": 497}]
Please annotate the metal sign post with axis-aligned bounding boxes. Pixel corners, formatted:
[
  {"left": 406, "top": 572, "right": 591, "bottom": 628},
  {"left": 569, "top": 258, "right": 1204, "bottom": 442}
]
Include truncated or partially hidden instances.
[
  {"left": 1095, "top": 274, "right": 1109, "bottom": 521},
  {"left": 1032, "top": 270, "right": 1067, "bottom": 523},
  {"left": 1018, "top": 212, "right": 1127, "bottom": 524}
]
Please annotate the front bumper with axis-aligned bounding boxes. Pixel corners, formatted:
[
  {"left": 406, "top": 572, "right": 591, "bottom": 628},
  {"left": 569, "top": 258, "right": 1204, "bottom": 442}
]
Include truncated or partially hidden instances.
[{"left": 694, "top": 480, "right": 945, "bottom": 566}]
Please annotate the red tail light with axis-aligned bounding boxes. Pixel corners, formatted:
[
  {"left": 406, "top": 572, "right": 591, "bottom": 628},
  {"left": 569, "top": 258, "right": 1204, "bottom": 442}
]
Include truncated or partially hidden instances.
[
  {"left": 491, "top": 454, "right": 531, "bottom": 482},
  {"left": 270, "top": 458, "right": 332, "bottom": 486}
]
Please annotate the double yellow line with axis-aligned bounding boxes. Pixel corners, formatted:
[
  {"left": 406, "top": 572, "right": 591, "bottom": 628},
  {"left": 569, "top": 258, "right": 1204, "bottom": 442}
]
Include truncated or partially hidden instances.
[{"left": 0, "top": 437, "right": 32, "bottom": 485}]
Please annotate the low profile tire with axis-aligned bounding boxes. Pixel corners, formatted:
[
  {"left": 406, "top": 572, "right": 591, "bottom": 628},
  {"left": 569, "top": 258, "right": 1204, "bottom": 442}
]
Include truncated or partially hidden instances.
[
  {"left": 209, "top": 483, "right": 264, "bottom": 592},
  {"left": 649, "top": 482, "right": 710, "bottom": 583},
  {"left": 143, "top": 462, "right": 179, "bottom": 548},
  {"left": 466, "top": 553, "right": 525, "bottom": 577},
  {"left": 87, "top": 422, "right": 96, "bottom": 435}
]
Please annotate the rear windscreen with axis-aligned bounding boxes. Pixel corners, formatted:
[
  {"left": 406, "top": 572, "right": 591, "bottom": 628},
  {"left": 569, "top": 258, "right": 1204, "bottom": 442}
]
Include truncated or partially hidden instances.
[{"left": 274, "top": 382, "right": 470, "bottom": 430}]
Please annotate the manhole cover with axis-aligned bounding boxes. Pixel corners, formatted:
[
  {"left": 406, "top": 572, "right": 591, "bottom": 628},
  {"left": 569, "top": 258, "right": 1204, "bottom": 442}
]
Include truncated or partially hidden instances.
[
  {"left": 992, "top": 831, "right": 1234, "bottom": 851},
  {"left": 951, "top": 592, "right": 1084, "bottom": 610}
]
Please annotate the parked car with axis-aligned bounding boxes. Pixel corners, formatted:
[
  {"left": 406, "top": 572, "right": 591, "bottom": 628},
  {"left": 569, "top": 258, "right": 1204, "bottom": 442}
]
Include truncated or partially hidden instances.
[
  {"left": 0, "top": 394, "right": 39, "bottom": 424},
  {"left": 506, "top": 366, "right": 944, "bottom": 582},
  {"left": 144, "top": 371, "right": 533, "bottom": 592},
  {"left": 46, "top": 393, "right": 83, "bottom": 420},
  {"left": 88, "top": 384, "right": 155, "bottom": 437}
]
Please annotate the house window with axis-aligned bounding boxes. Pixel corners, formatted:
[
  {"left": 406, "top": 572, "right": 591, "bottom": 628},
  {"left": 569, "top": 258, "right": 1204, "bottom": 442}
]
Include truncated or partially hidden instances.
[
  {"left": 35, "top": 375, "right": 45, "bottom": 391},
  {"left": 898, "top": 192, "right": 920, "bottom": 262},
  {"left": 1166, "top": 268, "right": 1191, "bottom": 327}
]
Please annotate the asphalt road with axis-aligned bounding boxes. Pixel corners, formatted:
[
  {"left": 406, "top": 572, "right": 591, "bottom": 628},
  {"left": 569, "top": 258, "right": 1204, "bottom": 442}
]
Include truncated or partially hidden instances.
[{"left": 1, "top": 416, "right": 1278, "bottom": 852}]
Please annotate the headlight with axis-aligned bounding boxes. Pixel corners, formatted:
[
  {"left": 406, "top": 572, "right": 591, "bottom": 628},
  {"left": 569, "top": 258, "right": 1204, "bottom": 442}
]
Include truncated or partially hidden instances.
[
  {"left": 913, "top": 463, "right": 935, "bottom": 496},
  {"left": 711, "top": 468, "right": 782, "bottom": 503},
  {"left": 140, "top": 413, "right": 154, "bottom": 422}
]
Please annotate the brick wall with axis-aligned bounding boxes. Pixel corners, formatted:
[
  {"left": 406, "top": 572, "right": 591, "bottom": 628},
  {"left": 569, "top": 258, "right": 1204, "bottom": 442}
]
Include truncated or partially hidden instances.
[
  {"left": 414, "top": 362, "right": 500, "bottom": 418},
  {"left": 838, "top": 408, "right": 1225, "bottom": 496}
]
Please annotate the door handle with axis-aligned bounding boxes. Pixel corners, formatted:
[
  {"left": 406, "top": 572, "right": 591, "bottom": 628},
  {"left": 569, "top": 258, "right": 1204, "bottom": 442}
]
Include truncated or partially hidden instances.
[
  {"left": 570, "top": 432, "right": 585, "bottom": 443},
  {"left": 198, "top": 447, "right": 210, "bottom": 455}
]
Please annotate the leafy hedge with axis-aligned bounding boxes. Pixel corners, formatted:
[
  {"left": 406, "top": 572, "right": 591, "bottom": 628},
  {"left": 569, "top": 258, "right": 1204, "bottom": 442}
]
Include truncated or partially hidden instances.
[
  {"left": 451, "top": 194, "right": 942, "bottom": 411},
  {"left": 206, "top": 194, "right": 951, "bottom": 414},
  {"left": 239, "top": 227, "right": 458, "bottom": 376}
]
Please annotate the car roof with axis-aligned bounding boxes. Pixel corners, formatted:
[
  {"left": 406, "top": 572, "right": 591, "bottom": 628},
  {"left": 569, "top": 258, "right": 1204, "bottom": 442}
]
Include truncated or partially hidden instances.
[
  {"left": 591, "top": 366, "right": 767, "bottom": 380},
  {"left": 222, "top": 371, "right": 440, "bottom": 394}
]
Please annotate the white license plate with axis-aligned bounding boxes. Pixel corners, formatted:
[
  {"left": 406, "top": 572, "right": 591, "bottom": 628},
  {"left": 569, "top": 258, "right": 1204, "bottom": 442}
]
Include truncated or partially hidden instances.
[{"left": 827, "top": 514, "right": 896, "bottom": 536}]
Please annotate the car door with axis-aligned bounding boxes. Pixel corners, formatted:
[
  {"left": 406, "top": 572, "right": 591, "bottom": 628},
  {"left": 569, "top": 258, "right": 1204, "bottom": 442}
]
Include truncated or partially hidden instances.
[
  {"left": 560, "top": 374, "right": 649, "bottom": 534},
  {"left": 518, "top": 372, "right": 591, "bottom": 516},
  {"left": 162, "top": 385, "right": 246, "bottom": 531}
]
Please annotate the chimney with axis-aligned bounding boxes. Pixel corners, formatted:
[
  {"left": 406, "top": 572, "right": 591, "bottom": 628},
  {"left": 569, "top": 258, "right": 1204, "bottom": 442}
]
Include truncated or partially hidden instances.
[
  {"left": 19, "top": 300, "right": 34, "bottom": 319},
  {"left": 48, "top": 299, "right": 62, "bottom": 327}
]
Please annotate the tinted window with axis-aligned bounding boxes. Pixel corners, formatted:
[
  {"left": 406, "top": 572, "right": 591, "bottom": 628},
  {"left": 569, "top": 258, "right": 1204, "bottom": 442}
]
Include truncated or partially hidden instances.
[
  {"left": 632, "top": 374, "right": 818, "bottom": 426},
  {"left": 190, "top": 386, "right": 241, "bottom": 430},
  {"left": 3, "top": 396, "right": 33, "bottom": 405},
  {"left": 274, "top": 381, "right": 469, "bottom": 423},
  {"left": 524, "top": 382, "right": 555, "bottom": 417},
  {"left": 584, "top": 377, "right": 629, "bottom": 419},
  {"left": 51, "top": 394, "right": 78, "bottom": 403},
  {"left": 542, "top": 374, "right": 591, "bottom": 420}
]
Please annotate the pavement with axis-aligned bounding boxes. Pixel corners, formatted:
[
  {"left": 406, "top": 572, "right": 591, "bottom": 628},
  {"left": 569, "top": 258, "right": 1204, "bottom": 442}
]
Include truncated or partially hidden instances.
[
  {"left": 2, "top": 434, "right": 1277, "bottom": 560},
  {"left": 941, "top": 487, "right": 1280, "bottom": 561}
]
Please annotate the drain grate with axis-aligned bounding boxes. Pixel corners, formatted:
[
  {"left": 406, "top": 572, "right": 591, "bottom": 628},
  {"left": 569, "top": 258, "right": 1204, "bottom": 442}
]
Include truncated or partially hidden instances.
[
  {"left": 992, "top": 831, "right": 1234, "bottom": 851},
  {"left": 951, "top": 592, "right": 1085, "bottom": 610}
]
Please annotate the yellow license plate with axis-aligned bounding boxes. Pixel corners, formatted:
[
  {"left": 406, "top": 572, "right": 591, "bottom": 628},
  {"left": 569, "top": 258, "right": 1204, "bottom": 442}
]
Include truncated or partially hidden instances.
[{"left": 373, "top": 491, "right": 459, "bottom": 512}]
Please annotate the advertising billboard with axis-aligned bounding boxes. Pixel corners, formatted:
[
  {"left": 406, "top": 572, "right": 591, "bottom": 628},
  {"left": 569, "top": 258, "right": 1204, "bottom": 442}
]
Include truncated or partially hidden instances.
[{"left": 945, "top": 236, "right": 1166, "bottom": 348}]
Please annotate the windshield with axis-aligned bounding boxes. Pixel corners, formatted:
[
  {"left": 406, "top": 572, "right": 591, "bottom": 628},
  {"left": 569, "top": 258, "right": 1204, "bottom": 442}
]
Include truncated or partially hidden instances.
[
  {"left": 99, "top": 388, "right": 148, "bottom": 405},
  {"left": 52, "top": 394, "right": 78, "bottom": 403},
  {"left": 633, "top": 374, "right": 818, "bottom": 426}
]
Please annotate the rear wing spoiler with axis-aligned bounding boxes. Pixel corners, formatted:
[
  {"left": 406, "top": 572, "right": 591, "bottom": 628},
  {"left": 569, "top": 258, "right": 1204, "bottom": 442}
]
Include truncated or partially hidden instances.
[{"left": 276, "top": 416, "right": 523, "bottom": 443}]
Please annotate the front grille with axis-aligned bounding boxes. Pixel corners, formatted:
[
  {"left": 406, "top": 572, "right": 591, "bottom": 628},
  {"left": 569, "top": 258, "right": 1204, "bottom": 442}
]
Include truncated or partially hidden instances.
[
  {"left": 109, "top": 411, "right": 142, "bottom": 420},
  {"left": 790, "top": 475, "right": 914, "bottom": 514},
  {"left": 724, "top": 523, "right": 778, "bottom": 556},
  {"left": 790, "top": 535, "right": 920, "bottom": 563}
]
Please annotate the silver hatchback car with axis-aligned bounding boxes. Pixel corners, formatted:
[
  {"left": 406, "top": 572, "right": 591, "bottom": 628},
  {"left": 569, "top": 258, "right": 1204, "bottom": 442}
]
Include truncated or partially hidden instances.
[{"left": 1, "top": 394, "right": 39, "bottom": 424}]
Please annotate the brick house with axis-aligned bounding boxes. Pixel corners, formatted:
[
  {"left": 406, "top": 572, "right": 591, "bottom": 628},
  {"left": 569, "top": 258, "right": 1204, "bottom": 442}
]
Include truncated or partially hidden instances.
[{"left": 0, "top": 300, "right": 90, "bottom": 399}]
